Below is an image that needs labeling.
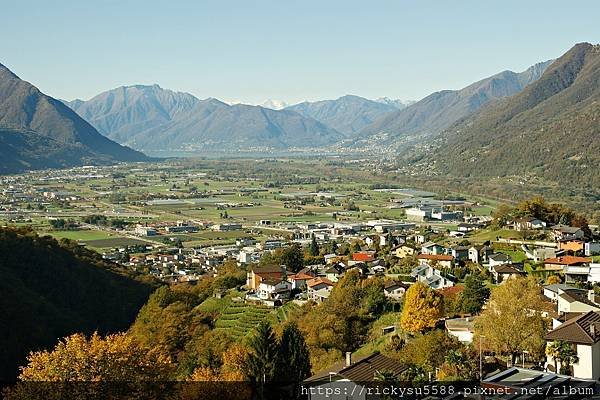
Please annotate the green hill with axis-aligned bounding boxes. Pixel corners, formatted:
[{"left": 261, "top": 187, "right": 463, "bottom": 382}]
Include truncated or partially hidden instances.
[
  {"left": 426, "top": 43, "right": 600, "bottom": 188},
  {"left": 0, "top": 227, "right": 155, "bottom": 382}
]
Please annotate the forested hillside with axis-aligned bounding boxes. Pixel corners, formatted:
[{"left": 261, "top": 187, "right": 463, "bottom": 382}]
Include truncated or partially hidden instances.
[{"left": 0, "top": 227, "right": 156, "bottom": 382}]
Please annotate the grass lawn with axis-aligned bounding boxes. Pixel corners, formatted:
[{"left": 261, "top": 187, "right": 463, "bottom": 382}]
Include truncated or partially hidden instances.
[
  {"left": 469, "top": 228, "right": 519, "bottom": 243},
  {"left": 45, "top": 230, "right": 114, "bottom": 242}
]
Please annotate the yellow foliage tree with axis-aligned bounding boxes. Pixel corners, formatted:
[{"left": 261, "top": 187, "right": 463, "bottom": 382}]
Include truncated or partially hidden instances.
[
  {"left": 185, "top": 344, "right": 251, "bottom": 400},
  {"left": 400, "top": 282, "right": 443, "bottom": 334},
  {"left": 474, "top": 277, "right": 548, "bottom": 365},
  {"left": 18, "top": 332, "right": 173, "bottom": 382},
  {"left": 5, "top": 332, "right": 174, "bottom": 400}
]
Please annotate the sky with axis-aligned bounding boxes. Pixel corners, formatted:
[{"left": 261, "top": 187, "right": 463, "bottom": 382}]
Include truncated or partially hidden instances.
[{"left": 1, "top": 0, "right": 599, "bottom": 105}]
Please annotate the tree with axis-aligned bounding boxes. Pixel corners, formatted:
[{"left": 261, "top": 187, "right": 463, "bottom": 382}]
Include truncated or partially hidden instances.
[
  {"left": 545, "top": 340, "right": 579, "bottom": 376},
  {"left": 457, "top": 275, "right": 490, "bottom": 314},
  {"left": 546, "top": 275, "right": 562, "bottom": 285},
  {"left": 275, "top": 322, "right": 311, "bottom": 390},
  {"left": 280, "top": 244, "right": 304, "bottom": 273},
  {"left": 17, "top": 332, "right": 173, "bottom": 381},
  {"left": 475, "top": 277, "right": 548, "bottom": 365},
  {"left": 247, "top": 321, "right": 278, "bottom": 398},
  {"left": 395, "top": 330, "right": 464, "bottom": 376},
  {"left": 400, "top": 282, "right": 443, "bottom": 334},
  {"left": 309, "top": 234, "right": 319, "bottom": 257}
]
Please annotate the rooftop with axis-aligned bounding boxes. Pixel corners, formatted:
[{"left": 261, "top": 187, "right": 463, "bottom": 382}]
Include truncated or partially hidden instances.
[
  {"left": 546, "top": 311, "right": 600, "bottom": 345},
  {"left": 304, "top": 353, "right": 408, "bottom": 383}
]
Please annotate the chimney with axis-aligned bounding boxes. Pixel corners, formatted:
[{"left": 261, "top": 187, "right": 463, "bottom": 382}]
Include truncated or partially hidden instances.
[
  {"left": 345, "top": 352, "right": 352, "bottom": 367},
  {"left": 591, "top": 324, "right": 596, "bottom": 338},
  {"left": 589, "top": 290, "right": 597, "bottom": 305}
]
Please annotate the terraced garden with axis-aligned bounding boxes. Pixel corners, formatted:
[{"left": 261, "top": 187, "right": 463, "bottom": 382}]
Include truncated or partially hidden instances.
[{"left": 213, "top": 302, "right": 277, "bottom": 340}]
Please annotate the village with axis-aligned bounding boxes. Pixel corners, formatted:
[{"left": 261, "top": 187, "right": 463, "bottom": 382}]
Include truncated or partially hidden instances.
[{"left": 2, "top": 160, "right": 600, "bottom": 398}]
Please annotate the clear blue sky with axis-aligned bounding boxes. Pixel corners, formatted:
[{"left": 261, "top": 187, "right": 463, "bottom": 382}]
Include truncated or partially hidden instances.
[{"left": 1, "top": 0, "right": 598, "bottom": 104}]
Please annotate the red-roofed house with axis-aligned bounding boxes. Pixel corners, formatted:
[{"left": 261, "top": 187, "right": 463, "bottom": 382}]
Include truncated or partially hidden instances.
[
  {"left": 352, "top": 251, "right": 376, "bottom": 263},
  {"left": 417, "top": 253, "right": 454, "bottom": 269},
  {"left": 544, "top": 256, "right": 592, "bottom": 272}
]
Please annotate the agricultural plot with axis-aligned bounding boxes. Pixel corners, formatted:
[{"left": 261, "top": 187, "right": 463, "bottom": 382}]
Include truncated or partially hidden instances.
[
  {"left": 213, "top": 302, "right": 276, "bottom": 340},
  {"left": 83, "top": 237, "right": 150, "bottom": 249}
]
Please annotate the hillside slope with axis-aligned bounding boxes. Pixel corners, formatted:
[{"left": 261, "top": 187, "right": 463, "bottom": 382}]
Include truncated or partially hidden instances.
[
  {"left": 0, "top": 63, "right": 147, "bottom": 172},
  {"left": 0, "top": 228, "right": 156, "bottom": 382},
  {"left": 426, "top": 43, "right": 600, "bottom": 187},
  {"left": 356, "top": 60, "right": 553, "bottom": 148}
]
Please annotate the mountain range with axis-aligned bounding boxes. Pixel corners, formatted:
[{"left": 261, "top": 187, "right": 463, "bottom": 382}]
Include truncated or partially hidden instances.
[
  {"left": 64, "top": 59, "right": 552, "bottom": 154},
  {"left": 0, "top": 63, "right": 146, "bottom": 173},
  {"left": 67, "top": 89, "right": 344, "bottom": 152},
  {"left": 353, "top": 59, "right": 554, "bottom": 148},
  {"left": 285, "top": 95, "right": 399, "bottom": 136},
  {"left": 422, "top": 42, "right": 600, "bottom": 187}
]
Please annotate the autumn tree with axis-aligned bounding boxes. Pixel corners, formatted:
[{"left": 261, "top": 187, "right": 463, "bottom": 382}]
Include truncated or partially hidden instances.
[
  {"left": 129, "top": 286, "right": 209, "bottom": 361},
  {"left": 297, "top": 271, "right": 384, "bottom": 354},
  {"left": 400, "top": 282, "right": 443, "bottom": 334},
  {"left": 186, "top": 344, "right": 252, "bottom": 400},
  {"left": 457, "top": 275, "right": 490, "bottom": 315},
  {"left": 17, "top": 332, "right": 172, "bottom": 381},
  {"left": 475, "top": 277, "right": 548, "bottom": 365},
  {"left": 394, "top": 330, "right": 468, "bottom": 379}
]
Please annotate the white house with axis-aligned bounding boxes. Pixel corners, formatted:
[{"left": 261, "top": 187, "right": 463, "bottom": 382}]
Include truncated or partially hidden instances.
[
  {"left": 257, "top": 278, "right": 292, "bottom": 301},
  {"left": 445, "top": 317, "right": 476, "bottom": 344},
  {"left": 546, "top": 311, "right": 600, "bottom": 380},
  {"left": 557, "top": 289, "right": 600, "bottom": 314}
]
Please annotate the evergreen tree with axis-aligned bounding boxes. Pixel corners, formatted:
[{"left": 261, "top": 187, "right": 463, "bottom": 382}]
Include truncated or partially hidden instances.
[
  {"left": 458, "top": 275, "right": 490, "bottom": 314},
  {"left": 247, "top": 321, "right": 278, "bottom": 397},
  {"left": 280, "top": 244, "right": 304, "bottom": 272},
  {"left": 309, "top": 234, "right": 319, "bottom": 257},
  {"left": 275, "top": 322, "right": 311, "bottom": 389}
]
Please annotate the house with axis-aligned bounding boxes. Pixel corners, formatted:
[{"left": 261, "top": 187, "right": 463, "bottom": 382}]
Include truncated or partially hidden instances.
[
  {"left": 551, "top": 225, "right": 585, "bottom": 241},
  {"left": 411, "top": 264, "right": 455, "bottom": 289},
  {"left": 482, "top": 367, "right": 596, "bottom": 396},
  {"left": 559, "top": 239, "right": 585, "bottom": 254},
  {"left": 546, "top": 311, "right": 600, "bottom": 380},
  {"left": 543, "top": 283, "right": 580, "bottom": 302},
  {"left": 457, "top": 222, "right": 480, "bottom": 232},
  {"left": 532, "top": 246, "right": 558, "bottom": 263},
  {"left": 246, "top": 265, "right": 285, "bottom": 290},
  {"left": 563, "top": 262, "right": 600, "bottom": 284},
  {"left": 487, "top": 253, "right": 512, "bottom": 268},
  {"left": 512, "top": 217, "right": 547, "bottom": 231},
  {"left": 451, "top": 245, "right": 469, "bottom": 261},
  {"left": 351, "top": 251, "right": 375, "bottom": 263},
  {"left": 543, "top": 255, "right": 591, "bottom": 272},
  {"left": 383, "top": 280, "right": 409, "bottom": 301},
  {"left": 303, "top": 352, "right": 408, "bottom": 399},
  {"left": 307, "top": 277, "right": 334, "bottom": 300},
  {"left": 393, "top": 244, "right": 416, "bottom": 259},
  {"left": 585, "top": 242, "right": 600, "bottom": 256},
  {"left": 325, "top": 263, "right": 345, "bottom": 282},
  {"left": 420, "top": 242, "right": 446, "bottom": 255},
  {"left": 557, "top": 289, "right": 600, "bottom": 314},
  {"left": 257, "top": 278, "right": 292, "bottom": 301},
  {"left": 445, "top": 317, "right": 476, "bottom": 344},
  {"left": 490, "top": 264, "right": 525, "bottom": 284},
  {"left": 289, "top": 270, "right": 316, "bottom": 290},
  {"left": 468, "top": 245, "right": 493, "bottom": 264},
  {"left": 416, "top": 254, "right": 454, "bottom": 269}
]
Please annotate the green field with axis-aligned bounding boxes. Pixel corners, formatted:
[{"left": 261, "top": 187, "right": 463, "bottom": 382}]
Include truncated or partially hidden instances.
[
  {"left": 46, "top": 230, "right": 114, "bottom": 242},
  {"left": 213, "top": 301, "right": 277, "bottom": 339}
]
